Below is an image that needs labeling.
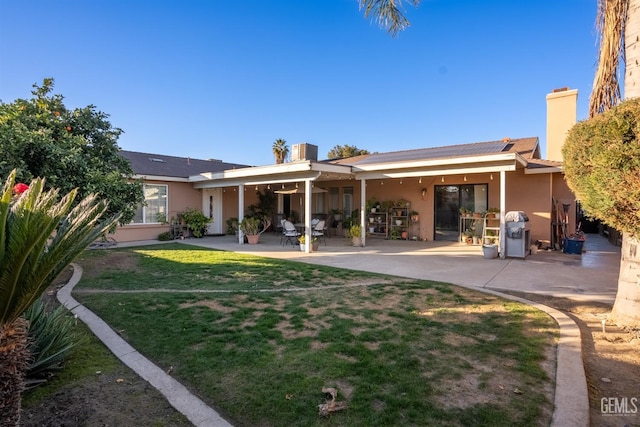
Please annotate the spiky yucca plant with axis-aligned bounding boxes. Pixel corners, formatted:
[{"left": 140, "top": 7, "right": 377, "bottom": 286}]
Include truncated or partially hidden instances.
[{"left": 0, "top": 170, "right": 119, "bottom": 425}]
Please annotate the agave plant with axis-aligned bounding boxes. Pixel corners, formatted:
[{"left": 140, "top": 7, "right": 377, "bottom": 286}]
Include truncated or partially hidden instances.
[{"left": 0, "top": 170, "right": 119, "bottom": 425}]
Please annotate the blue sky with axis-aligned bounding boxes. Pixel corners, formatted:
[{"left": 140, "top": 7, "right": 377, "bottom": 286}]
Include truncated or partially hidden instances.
[{"left": 0, "top": 0, "right": 598, "bottom": 166}]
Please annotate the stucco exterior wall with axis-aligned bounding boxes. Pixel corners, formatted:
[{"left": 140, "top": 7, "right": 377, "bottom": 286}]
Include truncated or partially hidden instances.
[{"left": 112, "top": 180, "right": 203, "bottom": 243}]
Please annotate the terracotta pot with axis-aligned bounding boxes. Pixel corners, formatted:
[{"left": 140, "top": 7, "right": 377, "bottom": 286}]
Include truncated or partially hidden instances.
[
  {"left": 401, "top": 231, "right": 408, "bottom": 239},
  {"left": 246, "top": 234, "right": 260, "bottom": 244}
]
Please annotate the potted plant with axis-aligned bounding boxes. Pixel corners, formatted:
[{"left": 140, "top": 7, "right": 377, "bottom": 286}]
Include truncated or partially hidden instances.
[
  {"left": 409, "top": 210, "right": 419, "bottom": 222},
  {"left": 299, "top": 235, "right": 319, "bottom": 251},
  {"left": 366, "top": 197, "right": 378, "bottom": 213},
  {"left": 486, "top": 207, "right": 500, "bottom": 219},
  {"left": 177, "top": 208, "right": 211, "bottom": 238},
  {"left": 459, "top": 207, "right": 470, "bottom": 218},
  {"left": 240, "top": 216, "right": 271, "bottom": 244},
  {"left": 349, "top": 224, "right": 362, "bottom": 247}
]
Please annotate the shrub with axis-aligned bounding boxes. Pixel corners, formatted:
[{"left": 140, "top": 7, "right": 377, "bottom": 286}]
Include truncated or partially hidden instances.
[
  {"left": 563, "top": 97, "right": 640, "bottom": 238},
  {"left": 158, "top": 231, "right": 173, "bottom": 241},
  {"left": 177, "top": 208, "right": 211, "bottom": 238},
  {"left": 24, "top": 299, "right": 79, "bottom": 388}
]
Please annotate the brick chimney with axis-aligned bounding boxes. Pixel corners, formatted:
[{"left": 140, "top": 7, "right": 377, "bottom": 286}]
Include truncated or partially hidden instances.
[{"left": 546, "top": 87, "right": 578, "bottom": 161}]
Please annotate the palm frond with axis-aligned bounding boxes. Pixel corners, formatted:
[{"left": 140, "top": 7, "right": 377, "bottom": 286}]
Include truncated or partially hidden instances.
[
  {"left": 359, "top": 0, "right": 421, "bottom": 37},
  {"left": 589, "top": 0, "right": 628, "bottom": 117}
]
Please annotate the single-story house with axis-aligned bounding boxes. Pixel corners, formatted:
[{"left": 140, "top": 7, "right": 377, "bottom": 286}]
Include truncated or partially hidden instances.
[{"left": 113, "top": 88, "right": 580, "bottom": 257}]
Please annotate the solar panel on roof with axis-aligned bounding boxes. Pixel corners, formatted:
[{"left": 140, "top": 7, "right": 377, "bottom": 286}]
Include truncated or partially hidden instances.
[{"left": 353, "top": 141, "right": 508, "bottom": 165}]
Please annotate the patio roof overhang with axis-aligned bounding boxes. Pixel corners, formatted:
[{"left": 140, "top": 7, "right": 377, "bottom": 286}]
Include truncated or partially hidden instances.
[
  {"left": 189, "top": 161, "right": 354, "bottom": 189},
  {"left": 352, "top": 153, "right": 526, "bottom": 180}
]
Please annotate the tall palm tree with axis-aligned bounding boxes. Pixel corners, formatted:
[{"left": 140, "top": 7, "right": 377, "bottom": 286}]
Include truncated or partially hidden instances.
[
  {"left": 0, "top": 170, "right": 119, "bottom": 425},
  {"left": 585, "top": 0, "right": 640, "bottom": 327},
  {"left": 272, "top": 138, "right": 289, "bottom": 164}
]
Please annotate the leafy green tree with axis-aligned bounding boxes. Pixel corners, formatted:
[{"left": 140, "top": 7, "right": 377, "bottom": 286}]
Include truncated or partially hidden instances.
[
  {"left": 0, "top": 78, "right": 144, "bottom": 225},
  {"left": 272, "top": 138, "right": 289, "bottom": 164},
  {"left": 0, "top": 170, "right": 119, "bottom": 424},
  {"left": 327, "top": 144, "right": 370, "bottom": 159}
]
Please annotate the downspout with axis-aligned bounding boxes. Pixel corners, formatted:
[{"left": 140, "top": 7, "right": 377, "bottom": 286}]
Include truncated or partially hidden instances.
[{"left": 238, "top": 184, "right": 245, "bottom": 245}]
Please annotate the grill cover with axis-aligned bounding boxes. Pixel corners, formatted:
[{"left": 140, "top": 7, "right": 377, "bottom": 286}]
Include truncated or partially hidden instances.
[{"left": 505, "top": 211, "right": 529, "bottom": 222}]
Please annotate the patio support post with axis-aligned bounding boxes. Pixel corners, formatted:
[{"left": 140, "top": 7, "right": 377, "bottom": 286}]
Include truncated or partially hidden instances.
[
  {"left": 238, "top": 184, "right": 245, "bottom": 245},
  {"left": 360, "top": 178, "right": 366, "bottom": 246},
  {"left": 304, "top": 180, "right": 312, "bottom": 253},
  {"left": 499, "top": 171, "right": 506, "bottom": 258}
]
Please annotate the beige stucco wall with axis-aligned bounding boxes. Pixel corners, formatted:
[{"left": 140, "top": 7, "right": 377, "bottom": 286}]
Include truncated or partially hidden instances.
[{"left": 112, "top": 180, "right": 203, "bottom": 243}]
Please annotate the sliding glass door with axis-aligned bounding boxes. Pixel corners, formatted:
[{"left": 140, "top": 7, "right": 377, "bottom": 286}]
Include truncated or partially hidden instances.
[{"left": 434, "top": 184, "right": 487, "bottom": 241}]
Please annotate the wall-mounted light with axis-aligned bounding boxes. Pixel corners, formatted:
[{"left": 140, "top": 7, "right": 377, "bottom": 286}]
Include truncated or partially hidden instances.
[
  {"left": 296, "top": 182, "right": 299, "bottom": 188},
  {"left": 267, "top": 184, "right": 271, "bottom": 190},
  {"left": 490, "top": 174, "right": 494, "bottom": 180},
  {"left": 419, "top": 177, "right": 422, "bottom": 184},
  {"left": 255, "top": 185, "right": 258, "bottom": 190},
  {"left": 281, "top": 183, "right": 285, "bottom": 189},
  {"left": 464, "top": 175, "right": 467, "bottom": 182},
  {"left": 399, "top": 178, "right": 403, "bottom": 184},
  {"left": 380, "top": 181, "right": 384, "bottom": 185},
  {"left": 441, "top": 176, "right": 445, "bottom": 182}
]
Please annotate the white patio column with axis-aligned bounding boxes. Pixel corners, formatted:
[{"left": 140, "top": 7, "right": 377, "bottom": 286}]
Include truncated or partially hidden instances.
[
  {"left": 304, "top": 180, "right": 312, "bottom": 253},
  {"left": 360, "top": 178, "right": 366, "bottom": 246},
  {"left": 499, "top": 171, "right": 506, "bottom": 259},
  {"left": 238, "top": 184, "right": 244, "bottom": 245}
]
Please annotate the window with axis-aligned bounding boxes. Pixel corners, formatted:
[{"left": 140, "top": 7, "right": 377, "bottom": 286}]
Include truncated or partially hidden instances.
[
  {"left": 313, "top": 192, "right": 325, "bottom": 213},
  {"left": 132, "top": 184, "right": 168, "bottom": 224},
  {"left": 329, "top": 187, "right": 339, "bottom": 211},
  {"left": 343, "top": 187, "right": 353, "bottom": 216}
]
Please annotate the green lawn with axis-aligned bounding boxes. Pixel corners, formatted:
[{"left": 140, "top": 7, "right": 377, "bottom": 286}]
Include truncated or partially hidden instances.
[{"left": 72, "top": 244, "right": 557, "bottom": 426}]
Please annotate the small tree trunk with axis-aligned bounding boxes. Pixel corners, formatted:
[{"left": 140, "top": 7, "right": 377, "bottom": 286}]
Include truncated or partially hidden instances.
[
  {"left": 0, "top": 318, "right": 30, "bottom": 426},
  {"left": 610, "top": 234, "right": 640, "bottom": 328}
]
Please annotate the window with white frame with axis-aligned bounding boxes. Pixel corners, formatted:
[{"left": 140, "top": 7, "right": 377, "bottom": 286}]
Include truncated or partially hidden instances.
[{"left": 132, "top": 184, "right": 168, "bottom": 224}]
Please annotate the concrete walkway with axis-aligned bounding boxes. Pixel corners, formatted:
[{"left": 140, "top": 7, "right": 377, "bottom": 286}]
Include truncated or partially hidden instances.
[{"left": 63, "top": 232, "right": 620, "bottom": 426}]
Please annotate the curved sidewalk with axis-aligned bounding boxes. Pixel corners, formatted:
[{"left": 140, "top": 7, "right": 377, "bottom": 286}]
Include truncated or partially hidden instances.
[{"left": 57, "top": 263, "right": 232, "bottom": 427}]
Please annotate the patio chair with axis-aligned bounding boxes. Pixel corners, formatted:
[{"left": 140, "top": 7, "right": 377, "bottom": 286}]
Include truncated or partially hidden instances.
[
  {"left": 273, "top": 214, "right": 285, "bottom": 235},
  {"left": 312, "top": 219, "right": 326, "bottom": 245},
  {"left": 282, "top": 220, "right": 300, "bottom": 247}
]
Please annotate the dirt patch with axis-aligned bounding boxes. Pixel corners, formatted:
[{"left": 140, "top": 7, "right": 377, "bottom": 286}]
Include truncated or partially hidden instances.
[
  {"left": 22, "top": 368, "right": 190, "bottom": 427},
  {"left": 500, "top": 291, "right": 640, "bottom": 426}
]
